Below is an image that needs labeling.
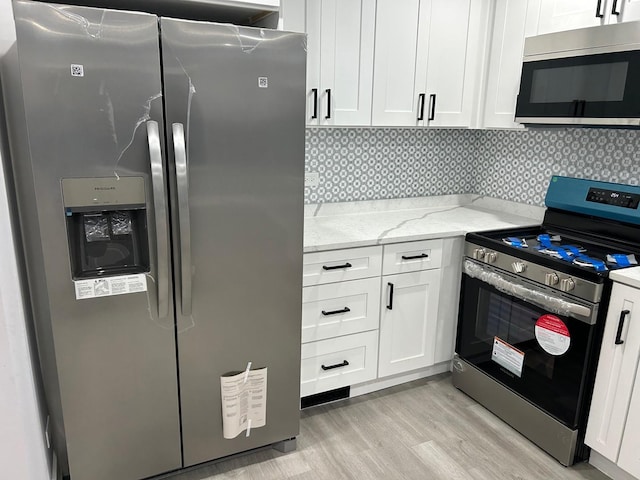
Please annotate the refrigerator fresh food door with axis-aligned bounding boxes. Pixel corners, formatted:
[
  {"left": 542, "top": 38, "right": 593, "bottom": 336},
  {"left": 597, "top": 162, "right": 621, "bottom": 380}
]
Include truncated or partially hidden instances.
[
  {"left": 8, "top": 2, "right": 181, "bottom": 479},
  {"left": 160, "top": 19, "right": 306, "bottom": 466}
]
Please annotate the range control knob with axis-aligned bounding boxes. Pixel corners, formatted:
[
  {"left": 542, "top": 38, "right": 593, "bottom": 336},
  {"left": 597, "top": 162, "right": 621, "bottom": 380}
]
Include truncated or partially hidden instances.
[
  {"left": 512, "top": 262, "right": 526, "bottom": 273},
  {"left": 545, "top": 273, "right": 559, "bottom": 286},
  {"left": 560, "top": 277, "right": 576, "bottom": 292},
  {"left": 473, "top": 248, "right": 485, "bottom": 260},
  {"left": 485, "top": 251, "right": 498, "bottom": 263}
]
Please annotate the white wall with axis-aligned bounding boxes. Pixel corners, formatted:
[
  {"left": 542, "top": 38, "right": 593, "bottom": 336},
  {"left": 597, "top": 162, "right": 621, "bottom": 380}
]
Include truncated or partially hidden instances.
[{"left": 0, "top": 0, "right": 51, "bottom": 477}]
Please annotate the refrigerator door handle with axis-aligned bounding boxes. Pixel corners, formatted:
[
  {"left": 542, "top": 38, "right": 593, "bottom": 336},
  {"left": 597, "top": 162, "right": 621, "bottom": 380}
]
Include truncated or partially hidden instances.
[
  {"left": 172, "top": 123, "right": 192, "bottom": 316},
  {"left": 146, "top": 120, "right": 170, "bottom": 318}
]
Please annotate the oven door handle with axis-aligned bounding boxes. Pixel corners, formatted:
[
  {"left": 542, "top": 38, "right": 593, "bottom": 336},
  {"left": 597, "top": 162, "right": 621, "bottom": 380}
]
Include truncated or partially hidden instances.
[{"left": 464, "top": 259, "right": 594, "bottom": 323}]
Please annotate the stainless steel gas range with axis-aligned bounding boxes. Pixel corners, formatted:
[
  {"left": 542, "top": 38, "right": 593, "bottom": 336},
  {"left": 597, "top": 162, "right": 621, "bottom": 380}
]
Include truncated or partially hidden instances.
[{"left": 453, "top": 176, "right": 640, "bottom": 466}]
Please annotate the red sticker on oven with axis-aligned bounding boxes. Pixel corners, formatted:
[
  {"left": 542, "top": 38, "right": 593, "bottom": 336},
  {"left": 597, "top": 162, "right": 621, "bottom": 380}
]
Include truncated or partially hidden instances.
[{"left": 535, "top": 314, "right": 570, "bottom": 355}]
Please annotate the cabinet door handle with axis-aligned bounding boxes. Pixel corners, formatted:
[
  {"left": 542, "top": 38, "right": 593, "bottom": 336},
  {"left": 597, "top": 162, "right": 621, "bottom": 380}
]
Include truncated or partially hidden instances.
[
  {"left": 321, "top": 307, "right": 351, "bottom": 316},
  {"left": 402, "top": 253, "right": 429, "bottom": 260},
  {"left": 612, "top": 0, "right": 621, "bottom": 15},
  {"left": 417, "top": 93, "right": 426, "bottom": 120},
  {"left": 321, "top": 360, "right": 349, "bottom": 371},
  {"left": 596, "top": 0, "right": 605, "bottom": 17},
  {"left": 428, "top": 94, "right": 436, "bottom": 121},
  {"left": 325, "top": 88, "right": 332, "bottom": 119},
  {"left": 311, "top": 88, "right": 318, "bottom": 119},
  {"left": 615, "top": 309, "right": 630, "bottom": 345},
  {"left": 322, "top": 262, "right": 352, "bottom": 271},
  {"left": 386, "top": 282, "right": 394, "bottom": 310}
]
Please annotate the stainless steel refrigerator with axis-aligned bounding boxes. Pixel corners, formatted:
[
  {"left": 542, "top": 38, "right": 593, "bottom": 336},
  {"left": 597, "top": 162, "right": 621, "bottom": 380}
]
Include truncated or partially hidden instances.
[{"left": 1, "top": 1, "right": 305, "bottom": 479}]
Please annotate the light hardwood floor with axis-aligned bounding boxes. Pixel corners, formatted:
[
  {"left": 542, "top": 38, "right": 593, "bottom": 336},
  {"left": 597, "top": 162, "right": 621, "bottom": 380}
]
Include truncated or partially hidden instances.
[{"left": 164, "top": 374, "right": 611, "bottom": 480}]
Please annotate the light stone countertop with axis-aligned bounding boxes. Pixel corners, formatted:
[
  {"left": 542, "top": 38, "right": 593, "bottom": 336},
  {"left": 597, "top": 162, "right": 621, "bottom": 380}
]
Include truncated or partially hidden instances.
[
  {"left": 303, "top": 194, "right": 547, "bottom": 253},
  {"left": 610, "top": 266, "right": 640, "bottom": 290}
]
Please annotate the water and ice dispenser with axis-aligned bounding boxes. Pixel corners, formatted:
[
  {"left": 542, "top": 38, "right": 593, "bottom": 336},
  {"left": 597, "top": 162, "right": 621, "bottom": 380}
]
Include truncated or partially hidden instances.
[{"left": 62, "top": 177, "right": 150, "bottom": 279}]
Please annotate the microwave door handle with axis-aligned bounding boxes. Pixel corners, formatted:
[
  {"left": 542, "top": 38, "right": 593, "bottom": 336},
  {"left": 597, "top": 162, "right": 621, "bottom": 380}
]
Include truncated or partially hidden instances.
[
  {"left": 172, "top": 123, "right": 193, "bottom": 316},
  {"left": 146, "top": 120, "right": 170, "bottom": 318}
]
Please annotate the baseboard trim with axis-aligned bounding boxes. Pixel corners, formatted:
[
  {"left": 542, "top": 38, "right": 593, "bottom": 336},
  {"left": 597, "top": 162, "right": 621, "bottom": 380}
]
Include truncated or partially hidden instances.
[{"left": 349, "top": 361, "right": 451, "bottom": 398}]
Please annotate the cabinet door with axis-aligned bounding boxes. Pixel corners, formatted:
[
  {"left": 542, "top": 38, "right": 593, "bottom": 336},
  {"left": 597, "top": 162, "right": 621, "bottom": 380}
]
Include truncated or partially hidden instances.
[
  {"left": 618, "top": 376, "right": 640, "bottom": 477},
  {"left": 610, "top": 0, "right": 640, "bottom": 23},
  {"left": 318, "top": 0, "right": 375, "bottom": 125},
  {"left": 482, "top": 0, "right": 529, "bottom": 129},
  {"left": 424, "top": 0, "right": 487, "bottom": 127},
  {"left": 378, "top": 269, "right": 441, "bottom": 377},
  {"left": 371, "top": 0, "right": 427, "bottom": 126},
  {"left": 528, "top": 0, "right": 604, "bottom": 35},
  {"left": 585, "top": 283, "right": 640, "bottom": 461}
]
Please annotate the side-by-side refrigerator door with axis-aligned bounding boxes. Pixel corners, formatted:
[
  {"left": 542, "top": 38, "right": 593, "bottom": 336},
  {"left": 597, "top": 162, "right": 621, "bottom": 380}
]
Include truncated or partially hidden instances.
[
  {"left": 160, "top": 19, "right": 306, "bottom": 466},
  {"left": 9, "top": 2, "right": 181, "bottom": 479}
]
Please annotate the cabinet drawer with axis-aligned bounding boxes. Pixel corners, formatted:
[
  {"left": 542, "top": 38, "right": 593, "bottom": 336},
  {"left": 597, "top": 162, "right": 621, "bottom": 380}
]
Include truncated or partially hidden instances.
[
  {"left": 300, "top": 330, "right": 379, "bottom": 397},
  {"left": 303, "top": 246, "right": 382, "bottom": 286},
  {"left": 302, "top": 277, "right": 381, "bottom": 343},
  {"left": 382, "top": 239, "right": 443, "bottom": 275}
]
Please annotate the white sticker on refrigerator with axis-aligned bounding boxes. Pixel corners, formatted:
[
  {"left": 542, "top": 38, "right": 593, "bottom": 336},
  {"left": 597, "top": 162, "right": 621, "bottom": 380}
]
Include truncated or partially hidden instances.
[
  {"left": 491, "top": 337, "right": 524, "bottom": 377},
  {"left": 535, "top": 314, "right": 571, "bottom": 356},
  {"left": 74, "top": 274, "right": 147, "bottom": 300}
]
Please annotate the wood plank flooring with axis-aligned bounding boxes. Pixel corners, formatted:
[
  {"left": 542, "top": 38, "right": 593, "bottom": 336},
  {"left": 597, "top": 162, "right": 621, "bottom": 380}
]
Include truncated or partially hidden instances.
[{"left": 164, "top": 374, "right": 611, "bottom": 480}]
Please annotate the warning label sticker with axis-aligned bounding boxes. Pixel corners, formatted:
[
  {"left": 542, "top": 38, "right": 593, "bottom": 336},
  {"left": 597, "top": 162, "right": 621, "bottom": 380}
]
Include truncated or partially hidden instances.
[
  {"left": 74, "top": 274, "right": 147, "bottom": 300},
  {"left": 535, "top": 314, "right": 571, "bottom": 356},
  {"left": 491, "top": 337, "right": 524, "bottom": 377}
]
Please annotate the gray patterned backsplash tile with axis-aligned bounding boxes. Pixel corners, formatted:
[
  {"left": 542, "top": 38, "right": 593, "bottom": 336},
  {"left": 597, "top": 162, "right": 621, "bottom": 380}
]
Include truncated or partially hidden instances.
[{"left": 305, "top": 127, "right": 640, "bottom": 206}]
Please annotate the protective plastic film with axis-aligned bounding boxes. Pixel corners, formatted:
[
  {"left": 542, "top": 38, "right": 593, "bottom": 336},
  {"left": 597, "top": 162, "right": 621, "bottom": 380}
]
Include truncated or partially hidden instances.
[{"left": 463, "top": 259, "right": 593, "bottom": 321}]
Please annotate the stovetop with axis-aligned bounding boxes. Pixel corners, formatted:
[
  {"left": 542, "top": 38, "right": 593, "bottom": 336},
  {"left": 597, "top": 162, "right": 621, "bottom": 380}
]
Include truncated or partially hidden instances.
[{"left": 472, "top": 225, "right": 640, "bottom": 275}]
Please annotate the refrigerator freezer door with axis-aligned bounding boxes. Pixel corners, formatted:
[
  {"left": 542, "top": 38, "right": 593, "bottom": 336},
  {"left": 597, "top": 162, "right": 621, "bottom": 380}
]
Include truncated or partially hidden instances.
[
  {"left": 9, "top": 2, "right": 181, "bottom": 479},
  {"left": 160, "top": 19, "right": 306, "bottom": 466}
]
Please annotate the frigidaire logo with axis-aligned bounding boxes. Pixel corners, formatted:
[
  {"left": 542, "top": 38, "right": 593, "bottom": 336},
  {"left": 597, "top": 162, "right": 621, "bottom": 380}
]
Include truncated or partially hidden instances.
[{"left": 94, "top": 186, "right": 116, "bottom": 191}]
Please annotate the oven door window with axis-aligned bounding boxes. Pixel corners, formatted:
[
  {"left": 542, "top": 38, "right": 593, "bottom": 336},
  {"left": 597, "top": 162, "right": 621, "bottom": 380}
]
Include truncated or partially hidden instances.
[
  {"left": 457, "top": 274, "right": 595, "bottom": 429},
  {"left": 516, "top": 50, "right": 640, "bottom": 119}
]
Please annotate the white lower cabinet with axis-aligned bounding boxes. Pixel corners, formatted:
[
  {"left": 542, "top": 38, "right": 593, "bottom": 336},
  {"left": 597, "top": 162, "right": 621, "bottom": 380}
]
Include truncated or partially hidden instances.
[
  {"left": 301, "top": 238, "right": 462, "bottom": 399},
  {"left": 300, "top": 330, "right": 379, "bottom": 397},
  {"left": 378, "top": 269, "right": 441, "bottom": 377},
  {"left": 586, "top": 281, "right": 640, "bottom": 479}
]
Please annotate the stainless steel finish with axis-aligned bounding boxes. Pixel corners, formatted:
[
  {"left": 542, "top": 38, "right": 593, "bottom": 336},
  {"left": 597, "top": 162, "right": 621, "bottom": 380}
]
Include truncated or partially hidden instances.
[
  {"left": 523, "top": 21, "right": 640, "bottom": 61},
  {"left": 464, "top": 259, "right": 596, "bottom": 324},
  {"left": 172, "top": 123, "right": 192, "bottom": 316},
  {"left": 148, "top": 121, "right": 170, "bottom": 319},
  {"left": 485, "top": 251, "right": 497, "bottom": 263},
  {"left": 560, "top": 277, "right": 576, "bottom": 293},
  {"left": 515, "top": 116, "right": 640, "bottom": 126},
  {"left": 37, "top": 0, "right": 279, "bottom": 25},
  {"left": 61, "top": 177, "right": 145, "bottom": 207},
  {"left": 464, "top": 242, "right": 604, "bottom": 303},
  {"left": 452, "top": 356, "right": 579, "bottom": 467},
  {"left": 161, "top": 19, "right": 305, "bottom": 467},
  {"left": 7, "top": 2, "right": 181, "bottom": 479},
  {"left": 545, "top": 272, "right": 560, "bottom": 286},
  {"left": 512, "top": 261, "right": 526, "bottom": 273},
  {"left": 472, "top": 248, "right": 485, "bottom": 260}
]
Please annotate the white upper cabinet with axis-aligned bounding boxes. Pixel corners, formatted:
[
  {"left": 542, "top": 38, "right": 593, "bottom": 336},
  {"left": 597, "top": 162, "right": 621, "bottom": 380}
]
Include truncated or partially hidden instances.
[
  {"left": 527, "top": 0, "right": 640, "bottom": 35},
  {"left": 481, "top": 0, "right": 531, "bottom": 129},
  {"left": 372, "top": 0, "right": 489, "bottom": 127},
  {"left": 281, "top": 0, "right": 375, "bottom": 126}
]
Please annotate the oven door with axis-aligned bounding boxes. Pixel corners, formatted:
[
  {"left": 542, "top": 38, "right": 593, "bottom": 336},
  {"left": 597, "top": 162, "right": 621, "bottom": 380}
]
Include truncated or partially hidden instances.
[{"left": 456, "top": 259, "right": 600, "bottom": 429}]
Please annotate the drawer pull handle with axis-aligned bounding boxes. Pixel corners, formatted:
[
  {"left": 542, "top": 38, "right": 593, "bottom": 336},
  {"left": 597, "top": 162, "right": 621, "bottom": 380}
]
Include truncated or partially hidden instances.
[
  {"left": 615, "top": 309, "right": 630, "bottom": 345},
  {"left": 401, "top": 253, "right": 429, "bottom": 260},
  {"left": 387, "top": 282, "right": 394, "bottom": 310},
  {"left": 321, "top": 307, "right": 351, "bottom": 316},
  {"left": 322, "top": 262, "right": 352, "bottom": 271},
  {"left": 321, "top": 360, "right": 349, "bottom": 371}
]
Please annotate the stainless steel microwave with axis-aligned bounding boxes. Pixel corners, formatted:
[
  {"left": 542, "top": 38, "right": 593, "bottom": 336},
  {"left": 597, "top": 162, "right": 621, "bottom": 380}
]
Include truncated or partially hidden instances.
[{"left": 515, "top": 21, "right": 640, "bottom": 127}]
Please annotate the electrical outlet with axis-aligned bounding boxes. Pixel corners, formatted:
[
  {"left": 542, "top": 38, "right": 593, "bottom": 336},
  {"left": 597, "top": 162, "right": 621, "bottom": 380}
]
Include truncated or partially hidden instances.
[{"left": 305, "top": 171, "right": 319, "bottom": 188}]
